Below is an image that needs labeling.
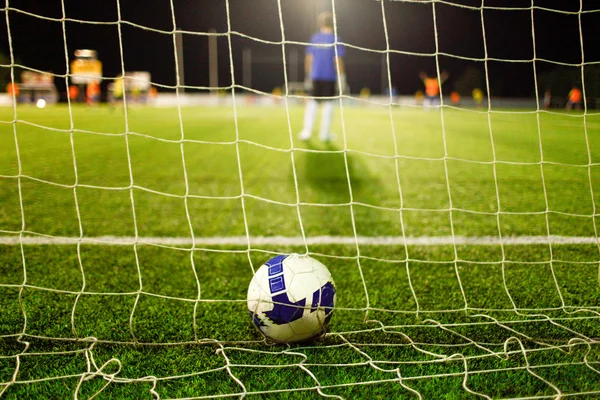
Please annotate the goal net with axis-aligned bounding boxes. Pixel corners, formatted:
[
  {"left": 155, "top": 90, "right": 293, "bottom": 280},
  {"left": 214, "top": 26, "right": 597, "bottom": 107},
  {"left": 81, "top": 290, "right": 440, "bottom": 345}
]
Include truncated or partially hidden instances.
[{"left": 1, "top": 0, "right": 600, "bottom": 398}]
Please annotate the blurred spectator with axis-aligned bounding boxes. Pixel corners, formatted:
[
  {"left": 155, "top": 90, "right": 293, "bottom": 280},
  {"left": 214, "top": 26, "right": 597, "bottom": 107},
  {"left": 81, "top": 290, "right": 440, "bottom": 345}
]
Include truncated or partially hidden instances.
[{"left": 565, "top": 87, "right": 582, "bottom": 111}]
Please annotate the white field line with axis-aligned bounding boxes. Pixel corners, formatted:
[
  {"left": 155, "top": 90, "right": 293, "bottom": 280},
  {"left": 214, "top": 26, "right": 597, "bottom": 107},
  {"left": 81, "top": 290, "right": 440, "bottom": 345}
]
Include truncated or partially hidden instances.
[{"left": 0, "top": 235, "right": 599, "bottom": 246}]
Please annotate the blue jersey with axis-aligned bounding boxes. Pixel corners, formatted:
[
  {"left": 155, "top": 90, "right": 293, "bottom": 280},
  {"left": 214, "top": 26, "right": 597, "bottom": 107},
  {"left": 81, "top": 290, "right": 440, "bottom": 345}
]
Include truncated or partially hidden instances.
[{"left": 307, "top": 32, "right": 344, "bottom": 82}]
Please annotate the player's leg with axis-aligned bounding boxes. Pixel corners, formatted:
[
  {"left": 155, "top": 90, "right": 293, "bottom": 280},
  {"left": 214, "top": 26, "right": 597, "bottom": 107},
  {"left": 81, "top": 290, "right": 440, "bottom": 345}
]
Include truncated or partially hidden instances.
[
  {"left": 423, "top": 95, "right": 432, "bottom": 109},
  {"left": 299, "top": 80, "right": 320, "bottom": 140},
  {"left": 299, "top": 98, "right": 318, "bottom": 140},
  {"left": 318, "top": 81, "right": 336, "bottom": 142},
  {"left": 319, "top": 100, "right": 335, "bottom": 142}
]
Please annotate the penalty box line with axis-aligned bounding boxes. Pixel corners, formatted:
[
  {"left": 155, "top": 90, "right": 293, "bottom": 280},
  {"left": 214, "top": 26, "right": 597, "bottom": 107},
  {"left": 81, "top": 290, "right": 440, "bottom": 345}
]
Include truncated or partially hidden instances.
[{"left": 0, "top": 235, "right": 599, "bottom": 246}]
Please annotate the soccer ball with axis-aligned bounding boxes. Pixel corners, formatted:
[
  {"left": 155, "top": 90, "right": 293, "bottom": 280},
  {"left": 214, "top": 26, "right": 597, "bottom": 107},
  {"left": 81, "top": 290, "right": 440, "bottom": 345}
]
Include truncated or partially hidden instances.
[{"left": 247, "top": 253, "right": 336, "bottom": 343}]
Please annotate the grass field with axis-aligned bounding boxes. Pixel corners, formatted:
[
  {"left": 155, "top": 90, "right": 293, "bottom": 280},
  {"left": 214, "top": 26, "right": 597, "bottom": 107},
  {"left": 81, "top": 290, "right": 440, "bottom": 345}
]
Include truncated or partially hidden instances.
[{"left": 1, "top": 102, "right": 600, "bottom": 399}]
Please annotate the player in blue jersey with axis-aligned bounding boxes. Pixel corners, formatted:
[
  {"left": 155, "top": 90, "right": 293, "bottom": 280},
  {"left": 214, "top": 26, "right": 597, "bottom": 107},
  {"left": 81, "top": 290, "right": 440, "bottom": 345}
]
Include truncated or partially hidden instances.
[{"left": 298, "top": 11, "right": 346, "bottom": 142}]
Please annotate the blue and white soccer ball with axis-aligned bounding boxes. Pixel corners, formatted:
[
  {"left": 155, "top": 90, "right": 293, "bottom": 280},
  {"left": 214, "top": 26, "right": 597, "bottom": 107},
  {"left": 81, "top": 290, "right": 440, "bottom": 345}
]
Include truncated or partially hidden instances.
[{"left": 247, "top": 254, "right": 336, "bottom": 343}]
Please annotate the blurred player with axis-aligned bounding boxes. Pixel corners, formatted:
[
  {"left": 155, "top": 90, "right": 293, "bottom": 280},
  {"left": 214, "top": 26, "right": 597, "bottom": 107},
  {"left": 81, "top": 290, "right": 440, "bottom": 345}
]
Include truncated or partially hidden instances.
[
  {"left": 272, "top": 86, "right": 282, "bottom": 105},
  {"left": 359, "top": 87, "right": 371, "bottom": 106},
  {"left": 472, "top": 88, "right": 484, "bottom": 108},
  {"left": 385, "top": 86, "right": 398, "bottom": 103},
  {"left": 566, "top": 86, "right": 582, "bottom": 111},
  {"left": 359, "top": 87, "right": 371, "bottom": 99},
  {"left": 148, "top": 85, "right": 158, "bottom": 104},
  {"left": 298, "top": 11, "right": 346, "bottom": 142},
  {"left": 450, "top": 91, "right": 461, "bottom": 106},
  {"left": 6, "top": 81, "right": 19, "bottom": 102},
  {"left": 419, "top": 71, "right": 448, "bottom": 109},
  {"left": 414, "top": 90, "right": 424, "bottom": 106},
  {"left": 113, "top": 74, "right": 124, "bottom": 105},
  {"left": 543, "top": 89, "right": 552, "bottom": 109},
  {"left": 86, "top": 80, "right": 100, "bottom": 106},
  {"left": 68, "top": 84, "right": 80, "bottom": 103}
]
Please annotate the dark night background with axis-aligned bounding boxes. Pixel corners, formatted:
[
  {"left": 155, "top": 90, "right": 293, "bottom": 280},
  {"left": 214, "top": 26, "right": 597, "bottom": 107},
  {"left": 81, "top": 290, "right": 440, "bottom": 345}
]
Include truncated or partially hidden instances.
[{"left": 1, "top": 0, "right": 599, "bottom": 99}]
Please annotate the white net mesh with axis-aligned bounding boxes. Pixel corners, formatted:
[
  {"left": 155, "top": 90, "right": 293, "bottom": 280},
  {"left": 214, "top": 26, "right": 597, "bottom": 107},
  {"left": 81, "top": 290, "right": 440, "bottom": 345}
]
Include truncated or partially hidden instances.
[{"left": 1, "top": 0, "right": 600, "bottom": 398}]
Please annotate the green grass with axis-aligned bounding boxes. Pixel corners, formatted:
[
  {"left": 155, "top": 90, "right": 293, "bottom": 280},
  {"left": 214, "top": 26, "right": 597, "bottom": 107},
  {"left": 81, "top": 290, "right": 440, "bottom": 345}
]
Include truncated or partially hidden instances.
[{"left": 1, "top": 103, "right": 600, "bottom": 398}]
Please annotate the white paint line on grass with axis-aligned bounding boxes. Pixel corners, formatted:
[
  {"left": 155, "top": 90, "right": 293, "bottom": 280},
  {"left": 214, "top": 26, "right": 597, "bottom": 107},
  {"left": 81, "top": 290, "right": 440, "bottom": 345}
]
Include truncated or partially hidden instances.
[{"left": 0, "top": 235, "right": 599, "bottom": 246}]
